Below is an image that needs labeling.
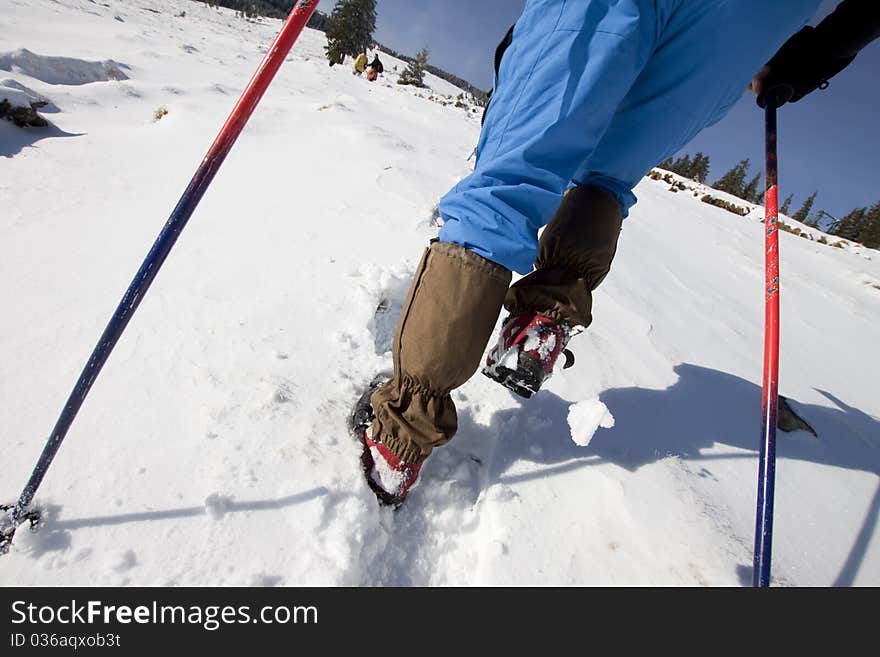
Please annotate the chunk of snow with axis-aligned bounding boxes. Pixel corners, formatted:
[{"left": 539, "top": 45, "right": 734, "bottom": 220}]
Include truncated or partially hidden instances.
[{"left": 567, "top": 398, "right": 615, "bottom": 447}]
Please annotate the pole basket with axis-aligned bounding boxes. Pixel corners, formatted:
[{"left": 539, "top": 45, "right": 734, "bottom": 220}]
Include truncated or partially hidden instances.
[{"left": 0, "top": 504, "right": 42, "bottom": 555}]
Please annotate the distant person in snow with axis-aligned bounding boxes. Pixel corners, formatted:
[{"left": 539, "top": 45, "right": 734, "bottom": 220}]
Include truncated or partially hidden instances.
[
  {"left": 368, "top": 54, "right": 384, "bottom": 75},
  {"left": 352, "top": 0, "right": 880, "bottom": 506},
  {"left": 366, "top": 54, "right": 381, "bottom": 82},
  {"left": 353, "top": 52, "right": 368, "bottom": 75}
]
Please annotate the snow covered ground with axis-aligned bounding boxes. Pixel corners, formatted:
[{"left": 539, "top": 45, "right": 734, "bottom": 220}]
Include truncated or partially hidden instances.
[{"left": 1, "top": 0, "right": 878, "bottom": 586}]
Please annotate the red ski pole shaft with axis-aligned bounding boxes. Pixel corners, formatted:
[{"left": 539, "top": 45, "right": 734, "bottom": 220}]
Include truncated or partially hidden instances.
[
  {"left": 201, "top": 0, "right": 319, "bottom": 174},
  {"left": 1, "top": 1, "right": 319, "bottom": 552},
  {"left": 753, "top": 97, "right": 781, "bottom": 587}
]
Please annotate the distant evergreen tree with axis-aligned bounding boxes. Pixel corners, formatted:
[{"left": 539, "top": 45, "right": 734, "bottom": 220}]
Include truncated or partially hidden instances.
[
  {"left": 792, "top": 191, "right": 817, "bottom": 224},
  {"left": 856, "top": 202, "right": 880, "bottom": 249},
  {"left": 324, "top": 0, "right": 377, "bottom": 65},
  {"left": 658, "top": 153, "right": 709, "bottom": 182},
  {"left": 712, "top": 159, "right": 750, "bottom": 198},
  {"left": 831, "top": 207, "right": 869, "bottom": 240},
  {"left": 325, "top": 34, "right": 346, "bottom": 65},
  {"left": 674, "top": 154, "right": 692, "bottom": 177},
  {"left": 307, "top": 9, "right": 329, "bottom": 31},
  {"left": 398, "top": 47, "right": 429, "bottom": 87},
  {"left": 684, "top": 154, "right": 698, "bottom": 179},
  {"left": 352, "top": 0, "right": 377, "bottom": 53},
  {"left": 688, "top": 152, "right": 711, "bottom": 183},
  {"left": 742, "top": 172, "right": 762, "bottom": 203},
  {"left": 779, "top": 193, "right": 794, "bottom": 215}
]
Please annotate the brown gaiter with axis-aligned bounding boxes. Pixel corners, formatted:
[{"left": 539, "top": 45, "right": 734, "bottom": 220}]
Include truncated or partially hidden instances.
[{"left": 370, "top": 242, "right": 512, "bottom": 463}]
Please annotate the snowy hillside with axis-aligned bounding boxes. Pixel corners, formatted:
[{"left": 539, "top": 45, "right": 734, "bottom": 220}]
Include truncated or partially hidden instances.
[{"left": 2, "top": 0, "right": 878, "bottom": 586}]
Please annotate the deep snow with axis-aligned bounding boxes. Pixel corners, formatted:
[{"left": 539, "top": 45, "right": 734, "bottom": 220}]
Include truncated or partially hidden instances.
[{"left": 1, "top": 0, "right": 878, "bottom": 586}]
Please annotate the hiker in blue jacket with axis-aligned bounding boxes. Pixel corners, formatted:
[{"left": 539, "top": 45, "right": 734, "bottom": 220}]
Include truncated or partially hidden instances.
[{"left": 353, "top": 0, "right": 880, "bottom": 505}]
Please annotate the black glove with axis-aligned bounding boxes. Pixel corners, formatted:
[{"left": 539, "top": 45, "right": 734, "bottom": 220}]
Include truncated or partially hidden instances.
[
  {"left": 757, "top": 26, "right": 854, "bottom": 108},
  {"left": 757, "top": 1, "right": 880, "bottom": 108}
]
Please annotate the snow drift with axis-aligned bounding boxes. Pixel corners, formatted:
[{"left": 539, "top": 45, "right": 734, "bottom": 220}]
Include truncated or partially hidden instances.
[{"left": 0, "top": 49, "right": 129, "bottom": 85}]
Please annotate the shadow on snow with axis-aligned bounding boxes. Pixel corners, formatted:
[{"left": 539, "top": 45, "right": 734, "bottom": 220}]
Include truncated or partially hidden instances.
[
  {"left": 457, "top": 362, "right": 879, "bottom": 585},
  {"left": 16, "top": 488, "right": 328, "bottom": 558},
  {"left": 0, "top": 120, "right": 82, "bottom": 158}
]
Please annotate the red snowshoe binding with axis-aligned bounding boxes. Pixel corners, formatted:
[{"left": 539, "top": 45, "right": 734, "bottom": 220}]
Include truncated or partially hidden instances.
[
  {"left": 482, "top": 313, "right": 576, "bottom": 398},
  {"left": 349, "top": 378, "right": 422, "bottom": 507}
]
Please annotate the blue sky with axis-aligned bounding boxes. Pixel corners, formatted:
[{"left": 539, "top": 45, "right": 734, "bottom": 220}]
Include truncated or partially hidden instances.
[{"left": 321, "top": 0, "right": 878, "bottom": 224}]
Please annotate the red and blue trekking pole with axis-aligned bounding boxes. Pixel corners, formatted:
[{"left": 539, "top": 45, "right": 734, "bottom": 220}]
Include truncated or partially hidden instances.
[
  {"left": 0, "top": 1, "right": 319, "bottom": 555},
  {"left": 753, "top": 94, "right": 782, "bottom": 586}
]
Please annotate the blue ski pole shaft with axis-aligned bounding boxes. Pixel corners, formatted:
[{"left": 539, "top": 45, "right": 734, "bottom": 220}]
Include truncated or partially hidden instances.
[
  {"left": 753, "top": 96, "right": 781, "bottom": 587},
  {"left": 4, "top": 1, "right": 319, "bottom": 537}
]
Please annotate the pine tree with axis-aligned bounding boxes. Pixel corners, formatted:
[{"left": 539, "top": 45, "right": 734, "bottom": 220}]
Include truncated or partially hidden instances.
[
  {"left": 856, "top": 202, "right": 880, "bottom": 249},
  {"left": 681, "top": 155, "right": 696, "bottom": 178},
  {"left": 324, "top": 0, "right": 377, "bottom": 65},
  {"left": 792, "top": 191, "right": 817, "bottom": 224},
  {"left": 779, "top": 194, "right": 794, "bottom": 216},
  {"left": 712, "top": 159, "right": 750, "bottom": 198},
  {"left": 352, "top": 0, "right": 377, "bottom": 53},
  {"left": 674, "top": 154, "right": 692, "bottom": 177},
  {"left": 689, "top": 152, "right": 710, "bottom": 183},
  {"left": 398, "top": 47, "right": 429, "bottom": 87},
  {"left": 307, "top": 9, "right": 329, "bottom": 31},
  {"left": 831, "top": 207, "right": 868, "bottom": 240},
  {"left": 656, "top": 151, "right": 709, "bottom": 183},
  {"left": 742, "top": 172, "right": 762, "bottom": 203}
]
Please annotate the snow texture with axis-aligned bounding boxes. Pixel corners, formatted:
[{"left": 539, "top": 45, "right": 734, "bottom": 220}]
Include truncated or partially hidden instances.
[
  {"left": 524, "top": 327, "right": 556, "bottom": 359},
  {"left": 368, "top": 446, "right": 407, "bottom": 496},
  {"left": 1, "top": 0, "right": 878, "bottom": 586}
]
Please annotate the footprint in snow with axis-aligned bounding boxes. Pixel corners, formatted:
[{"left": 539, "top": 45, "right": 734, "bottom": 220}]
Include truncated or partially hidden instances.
[
  {"left": 110, "top": 549, "right": 137, "bottom": 573},
  {"left": 367, "top": 270, "right": 413, "bottom": 356}
]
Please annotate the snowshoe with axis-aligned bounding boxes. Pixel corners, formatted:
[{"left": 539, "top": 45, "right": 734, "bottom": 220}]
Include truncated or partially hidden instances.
[
  {"left": 482, "top": 313, "right": 576, "bottom": 398},
  {"left": 349, "top": 376, "right": 422, "bottom": 507}
]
